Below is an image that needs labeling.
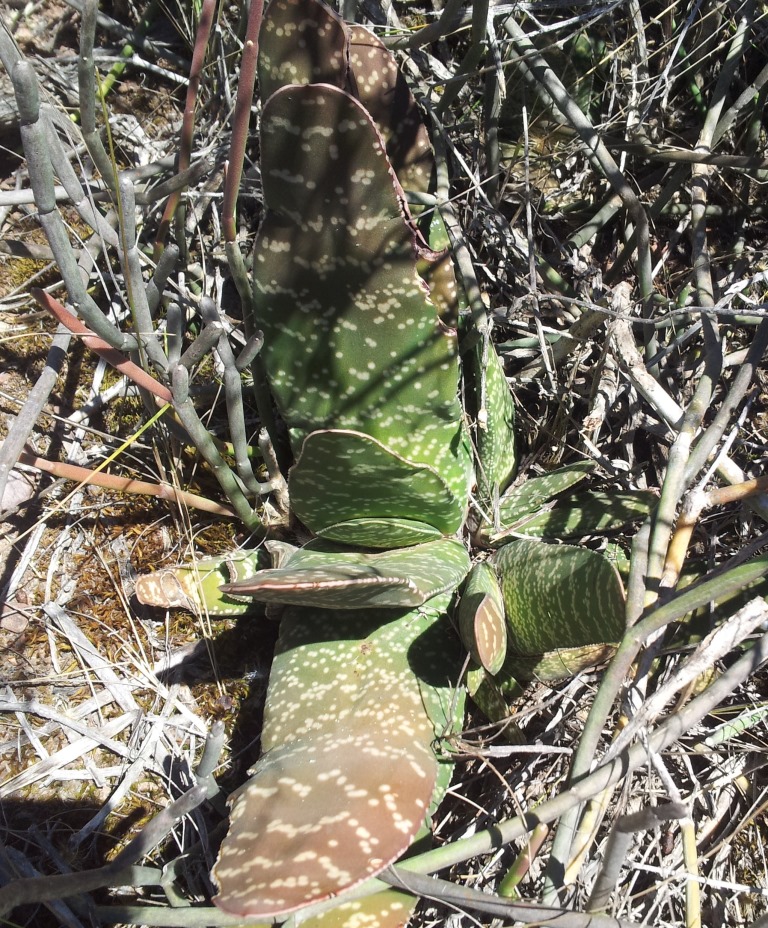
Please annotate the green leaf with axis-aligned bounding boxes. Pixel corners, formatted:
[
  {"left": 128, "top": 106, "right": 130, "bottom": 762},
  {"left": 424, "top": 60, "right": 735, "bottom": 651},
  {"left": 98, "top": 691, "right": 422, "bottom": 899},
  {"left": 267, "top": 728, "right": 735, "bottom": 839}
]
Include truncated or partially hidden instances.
[
  {"left": 492, "top": 538, "right": 625, "bottom": 680},
  {"left": 221, "top": 538, "right": 471, "bottom": 609},
  {"left": 289, "top": 430, "right": 469, "bottom": 547},
  {"left": 258, "top": 0, "right": 348, "bottom": 101},
  {"left": 464, "top": 337, "right": 517, "bottom": 510},
  {"left": 213, "top": 592, "right": 464, "bottom": 919},
  {"left": 134, "top": 549, "right": 268, "bottom": 616},
  {"left": 457, "top": 561, "right": 507, "bottom": 674},
  {"left": 347, "top": 25, "right": 434, "bottom": 200},
  {"left": 481, "top": 461, "right": 595, "bottom": 545},
  {"left": 295, "top": 890, "right": 418, "bottom": 928},
  {"left": 254, "top": 83, "right": 472, "bottom": 522},
  {"left": 512, "top": 489, "right": 656, "bottom": 539}
]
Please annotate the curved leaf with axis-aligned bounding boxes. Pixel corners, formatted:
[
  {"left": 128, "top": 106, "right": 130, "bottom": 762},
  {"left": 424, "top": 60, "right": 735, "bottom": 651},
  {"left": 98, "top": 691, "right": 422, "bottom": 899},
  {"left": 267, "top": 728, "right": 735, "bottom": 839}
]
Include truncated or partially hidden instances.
[
  {"left": 258, "top": 0, "right": 348, "bottom": 100},
  {"left": 290, "top": 430, "right": 469, "bottom": 546},
  {"left": 513, "top": 489, "right": 656, "bottom": 539},
  {"left": 296, "top": 890, "right": 418, "bottom": 928},
  {"left": 347, "top": 25, "right": 433, "bottom": 199},
  {"left": 134, "top": 549, "right": 268, "bottom": 616},
  {"left": 255, "top": 83, "right": 472, "bottom": 501},
  {"left": 481, "top": 461, "right": 595, "bottom": 545},
  {"left": 457, "top": 561, "right": 507, "bottom": 674}
]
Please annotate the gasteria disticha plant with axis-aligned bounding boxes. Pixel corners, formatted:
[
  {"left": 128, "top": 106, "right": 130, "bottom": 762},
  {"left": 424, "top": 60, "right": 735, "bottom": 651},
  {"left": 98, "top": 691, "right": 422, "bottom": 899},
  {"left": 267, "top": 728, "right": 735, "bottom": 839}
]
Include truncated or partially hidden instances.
[{"left": 134, "top": 1, "right": 645, "bottom": 921}]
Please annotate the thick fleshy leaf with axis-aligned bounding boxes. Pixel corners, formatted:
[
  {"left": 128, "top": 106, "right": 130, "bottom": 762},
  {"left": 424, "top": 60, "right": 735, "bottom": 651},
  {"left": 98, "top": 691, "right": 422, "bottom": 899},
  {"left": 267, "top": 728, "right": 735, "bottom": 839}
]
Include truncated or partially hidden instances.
[
  {"left": 221, "top": 538, "right": 470, "bottom": 609},
  {"left": 297, "top": 890, "right": 417, "bottom": 928},
  {"left": 289, "top": 430, "right": 468, "bottom": 546},
  {"left": 259, "top": 0, "right": 434, "bottom": 203},
  {"left": 134, "top": 549, "right": 268, "bottom": 616},
  {"left": 348, "top": 25, "right": 433, "bottom": 199},
  {"left": 497, "top": 641, "right": 619, "bottom": 682},
  {"left": 480, "top": 461, "right": 595, "bottom": 546},
  {"left": 464, "top": 336, "right": 517, "bottom": 511},
  {"left": 254, "top": 83, "right": 472, "bottom": 514},
  {"left": 346, "top": 22, "right": 463, "bottom": 321},
  {"left": 457, "top": 561, "right": 507, "bottom": 674},
  {"left": 213, "top": 592, "right": 464, "bottom": 919},
  {"left": 492, "top": 538, "right": 625, "bottom": 679},
  {"left": 511, "top": 489, "right": 656, "bottom": 539},
  {"left": 258, "top": 0, "right": 348, "bottom": 100}
]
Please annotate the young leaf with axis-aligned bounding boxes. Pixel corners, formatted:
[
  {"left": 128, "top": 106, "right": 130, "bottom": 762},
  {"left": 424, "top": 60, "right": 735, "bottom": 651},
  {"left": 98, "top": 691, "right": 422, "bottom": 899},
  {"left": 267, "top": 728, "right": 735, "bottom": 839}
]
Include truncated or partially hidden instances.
[
  {"left": 464, "top": 337, "right": 517, "bottom": 510},
  {"left": 511, "top": 489, "right": 656, "bottom": 539},
  {"left": 480, "top": 461, "right": 595, "bottom": 545}
]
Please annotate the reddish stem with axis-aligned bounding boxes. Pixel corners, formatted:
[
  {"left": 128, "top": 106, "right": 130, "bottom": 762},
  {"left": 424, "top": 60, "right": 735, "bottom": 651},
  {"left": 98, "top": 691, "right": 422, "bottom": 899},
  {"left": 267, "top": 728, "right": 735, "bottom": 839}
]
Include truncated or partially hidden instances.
[
  {"left": 154, "top": 0, "right": 218, "bottom": 255},
  {"left": 222, "top": 0, "right": 264, "bottom": 243},
  {"left": 31, "top": 289, "right": 173, "bottom": 403},
  {"left": 18, "top": 449, "right": 236, "bottom": 517}
]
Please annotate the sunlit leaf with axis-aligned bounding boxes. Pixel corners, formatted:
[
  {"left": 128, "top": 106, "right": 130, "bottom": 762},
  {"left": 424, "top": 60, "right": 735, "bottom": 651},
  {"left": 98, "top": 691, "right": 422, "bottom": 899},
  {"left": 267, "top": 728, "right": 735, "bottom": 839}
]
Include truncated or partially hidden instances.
[
  {"left": 134, "top": 549, "right": 268, "bottom": 616},
  {"left": 493, "top": 538, "right": 625, "bottom": 680},
  {"left": 513, "top": 489, "right": 656, "bottom": 539},
  {"left": 213, "top": 592, "right": 464, "bottom": 918},
  {"left": 457, "top": 561, "right": 507, "bottom": 674},
  {"left": 221, "top": 538, "right": 470, "bottom": 609},
  {"left": 289, "top": 430, "right": 469, "bottom": 547}
]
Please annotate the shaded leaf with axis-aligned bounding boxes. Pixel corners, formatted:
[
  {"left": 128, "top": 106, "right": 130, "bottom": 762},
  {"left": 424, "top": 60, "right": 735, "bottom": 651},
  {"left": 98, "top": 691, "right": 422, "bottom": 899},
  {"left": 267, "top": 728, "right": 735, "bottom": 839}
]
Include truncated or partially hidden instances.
[
  {"left": 348, "top": 24, "right": 433, "bottom": 199},
  {"left": 254, "top": 83, "right": 472, "bottom": 525},
  {"left": 258, "top": 0, "right": 348, "bottom": 100}
]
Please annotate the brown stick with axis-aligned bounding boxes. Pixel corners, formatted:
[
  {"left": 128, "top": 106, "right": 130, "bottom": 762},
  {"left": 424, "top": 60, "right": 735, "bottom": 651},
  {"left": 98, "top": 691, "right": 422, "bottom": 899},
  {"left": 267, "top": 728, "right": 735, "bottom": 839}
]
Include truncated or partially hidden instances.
[{"left": 18, "top": 449, "right": 237, "bottom": 518}]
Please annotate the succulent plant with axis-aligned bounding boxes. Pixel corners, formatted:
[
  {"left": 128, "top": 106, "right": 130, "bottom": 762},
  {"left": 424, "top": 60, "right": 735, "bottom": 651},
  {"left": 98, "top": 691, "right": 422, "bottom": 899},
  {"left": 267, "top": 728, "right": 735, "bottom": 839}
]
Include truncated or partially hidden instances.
[{"left": 134, "top": 0, "right": 652, "bottom": 922}]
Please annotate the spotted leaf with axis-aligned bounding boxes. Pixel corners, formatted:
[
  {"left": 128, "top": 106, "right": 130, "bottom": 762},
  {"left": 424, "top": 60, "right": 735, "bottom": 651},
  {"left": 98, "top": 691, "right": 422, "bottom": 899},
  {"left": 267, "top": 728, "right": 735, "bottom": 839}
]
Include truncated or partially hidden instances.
[
  {"left": 348, "top": 25, "right": 433, "bottom": 198},
  {"left": 289, "top": 430, "right": 469, "bottom": 547},
  {"left": 296, "top": 889, "right": 418, "bottom": 928},
  {"left": 259, "top": 0, "right": 434, "bottom": 203},
  {"left": 213, "top": 592, "right": 464, "bottom": 918},
  {"left": 492, "top": 538, "right": 625, "bottom": 680},
  {"left": 464, "top": 335, "right": 517, "bottom": 512},
  {"left": 510, "top": 489, "right": 656, "bottom": 539},
  {"left": 457, "top": 561, "right": 507, "bottom": 674},
  {"left": 254, "top": 83, "right": 472, "bottom": 536},
  {"left": 347, "top": 24, "right": 458, "bottom": 320},
  {"left": 480, "top": 461, "right": 595, "bottom": 546},
  {"left": 134, "top": 548, "right": 268, "bottom": 616},
  {"left": 221, "top": 538, "right": 470, "bottom": 609},
  {"left": 258, "top": 0, "right": 348, "bottom": 101}
]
